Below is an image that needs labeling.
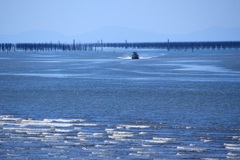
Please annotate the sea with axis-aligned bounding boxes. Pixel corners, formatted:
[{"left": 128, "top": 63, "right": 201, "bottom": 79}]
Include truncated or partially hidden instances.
[{"left": 0, "top": 48, "right": 240, "bottom": 159}]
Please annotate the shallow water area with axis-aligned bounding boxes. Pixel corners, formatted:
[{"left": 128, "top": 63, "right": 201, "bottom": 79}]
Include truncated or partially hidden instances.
[{"left": 0, "top": 48, "right": 240, "bottom": 159}]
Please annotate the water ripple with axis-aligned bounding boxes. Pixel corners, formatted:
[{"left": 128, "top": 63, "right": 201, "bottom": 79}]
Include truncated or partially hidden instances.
[{"left": 1, "top": 115, "right": 240, "bottom": 159}]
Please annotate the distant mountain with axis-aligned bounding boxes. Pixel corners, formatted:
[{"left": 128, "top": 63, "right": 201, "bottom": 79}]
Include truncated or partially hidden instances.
[
  {"left": 0, "top": 26, "right": 239, "bottom": 43},
  {"left": 0, "top": 30, "right": 71, "bottom": 43},
  {"left": 74, "top": 26, "right": 168, "bottom": 42},
  {"left": 184, "top": 27, "right": 240, "bottom": 41}
]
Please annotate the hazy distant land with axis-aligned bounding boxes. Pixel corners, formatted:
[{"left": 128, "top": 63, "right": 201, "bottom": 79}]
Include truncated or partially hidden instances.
[{"left": 1, "top": 26, "right": 240, "bottom": 43}]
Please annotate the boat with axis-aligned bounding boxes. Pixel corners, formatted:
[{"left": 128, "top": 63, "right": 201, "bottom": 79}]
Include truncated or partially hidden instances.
[{"left": 132, "top": 52, "right": 139, "bottom": 59}]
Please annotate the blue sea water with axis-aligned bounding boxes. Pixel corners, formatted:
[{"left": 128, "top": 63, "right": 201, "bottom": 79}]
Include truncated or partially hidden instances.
[{"left": 0, "top": 48, "right": 240, "bottom": 159}]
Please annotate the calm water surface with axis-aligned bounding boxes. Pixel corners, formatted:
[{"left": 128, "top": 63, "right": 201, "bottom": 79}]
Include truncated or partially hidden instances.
[{"left": 0, "top": 49, "right": 240, "bottom": 159}]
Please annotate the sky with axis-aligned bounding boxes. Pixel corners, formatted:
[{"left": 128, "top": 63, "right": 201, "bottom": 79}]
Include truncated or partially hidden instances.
[{"left": 0, "top": 0, "right": 240, "bottom": 40}]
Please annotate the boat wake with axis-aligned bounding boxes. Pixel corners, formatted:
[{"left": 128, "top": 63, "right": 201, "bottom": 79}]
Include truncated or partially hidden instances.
[{"left": 117, "top": 56, "right": 156, "bottom": 60}]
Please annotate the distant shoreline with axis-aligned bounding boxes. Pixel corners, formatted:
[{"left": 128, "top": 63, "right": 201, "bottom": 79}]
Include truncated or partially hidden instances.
[{"left": 1, "top": 41, "right": 240, "bottom": 52}]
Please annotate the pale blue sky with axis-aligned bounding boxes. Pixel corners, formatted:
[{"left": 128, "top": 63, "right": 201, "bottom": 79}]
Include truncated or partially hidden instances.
[{"left": 0, "top": 0, "right": 240, "bottom": 36}]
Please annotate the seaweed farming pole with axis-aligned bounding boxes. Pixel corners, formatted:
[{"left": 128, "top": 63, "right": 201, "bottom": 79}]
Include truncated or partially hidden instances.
[
  {"left": 1, "top": 41, "right": 240, "bottom": 52},
  {"left": 99, "top": 41, "right": 240, "bottom": 50}
]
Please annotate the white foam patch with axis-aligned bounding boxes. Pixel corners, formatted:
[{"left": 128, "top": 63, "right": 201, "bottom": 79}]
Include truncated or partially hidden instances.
[
  {"left": 118, "top": 56, "right": 132, "bottom": 60},
  {"left": 105, "top": 128, "right": 115, "bottom": 134},
  {"left": 55, "top": 129, "right": 73, "bottom": 133},
  {"left": 0, "top": 118, "right": 21, "bottom": 121},
  {"left": 74, "top": 123, "right": 98, "bottom": 127},
  {"left": 145, "top": 137, "right": 176, "bottom": 144},
  {"left": 130, "top": 147, "right": 142, "bottom": 151},
  {"left": 136, "top": 151, "right": 155, "bottom": 155},
  {"left": 129, "top": 153, "right": 142, "bottom": 156},
  {"left": 108, "top": 131, "right": 134, "bottom": 140},
  {"left": 224, "top": 143, "right": 240, "bottom": 150},
  {"left": 141, "top": 56, "right": 158, "bottom": 59},
  {"left": 20, "top": 120, "right": 73, "bottom": 127},
  {"left": 118, "top": 124, "right": 150, "bottom": 129},
  {"left": 44, "top": 118, "right": 85, "bottom": 123},
  {"left": 232, "top": 136, "right": 240, "bottom": 140},
  {"left": 224, "top": 143, "right": 240, "bottom": 147},
  {"left": 227, "top": 152, "right": 238, "bottom": 156},
  {"left": 54, "top": 146, "right": 68, "bottom": 149},
  {"left": 142, "top": 144, "right": 153, "bottom": 147},
  {"left": 200, "top": 138, "right": 212, "bottom": 143},
  {"left": 177, "top": 146, "right": 206, "bottom": 152},
  {"left": 92, "top": 133, "right": 105, "bottom": 137},
  {"left": 104, "top": 140, "right": 118, "bottom": 144}
]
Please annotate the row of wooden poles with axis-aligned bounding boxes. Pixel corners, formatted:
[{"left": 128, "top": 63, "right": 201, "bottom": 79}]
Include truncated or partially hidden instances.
[{"left": 1, "top": 41, "right": 240, "bottom": 52}]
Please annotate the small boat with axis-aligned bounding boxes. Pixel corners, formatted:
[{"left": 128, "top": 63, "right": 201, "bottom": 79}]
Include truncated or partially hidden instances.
[{"left": 132, "top": 52, "right": 139, "bottom": 59}]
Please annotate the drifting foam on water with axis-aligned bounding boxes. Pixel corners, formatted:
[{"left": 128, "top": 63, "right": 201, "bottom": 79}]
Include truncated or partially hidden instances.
[
  {"left": 108, "top": 131, "right": 134, "bottom": 140},
  {"left": 43, "top": 118, "right": 85, "bottom": 123},
  {"left": 227, "top": 152, "right": 238, "bottom": 156},
  {"left": 200, "top": 138, "right": 213, "bottom": 143},
  {"left": 0, "top": 115, "right": 22, "bottom": 122},
  {"left": 104, "top": 140, "right": 118, "bottom": 144},
  {"left": 144, "top": 137, "right": 176, "bottom": 144},
  {"left": 55, "top": 129, "right": 73, "bottom": 133},
  {"left": 105, "top": 128, "right": 115, "bottom": 134},
  {"left": 177, "top": 146, "right": 206, "bottom": 152},
  {"left": 224, "top": 143, "right": 240, "bottom": 147},
  {"left": 0, "top": 115, "right": 13, "bottom": 118},
  {"left": 20, "top": 120, "right": 74, "bottom": 127},
  {"left": 92, "top": 133, "right": 105, "bottom": 137},
  {"left": 224, "top": 143, "right": 240, "bottom": 150},
  {"left": 176, "top": 152, "right": 186, "bottom": 156},
  {"left": 141, "top": 144, "right": 154, "bottom": 148},
  {"left": 75, "top": 123, "right": 98, "bottom": 127},
  {"left": 226, "top": 152, "right": 240, "bottom": 159},
  {"left": 117, "top": 124, "right": 150, "bottom": 129},
  {"left": 232, "top": 136, "right": 240, "bottom": 140}
]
